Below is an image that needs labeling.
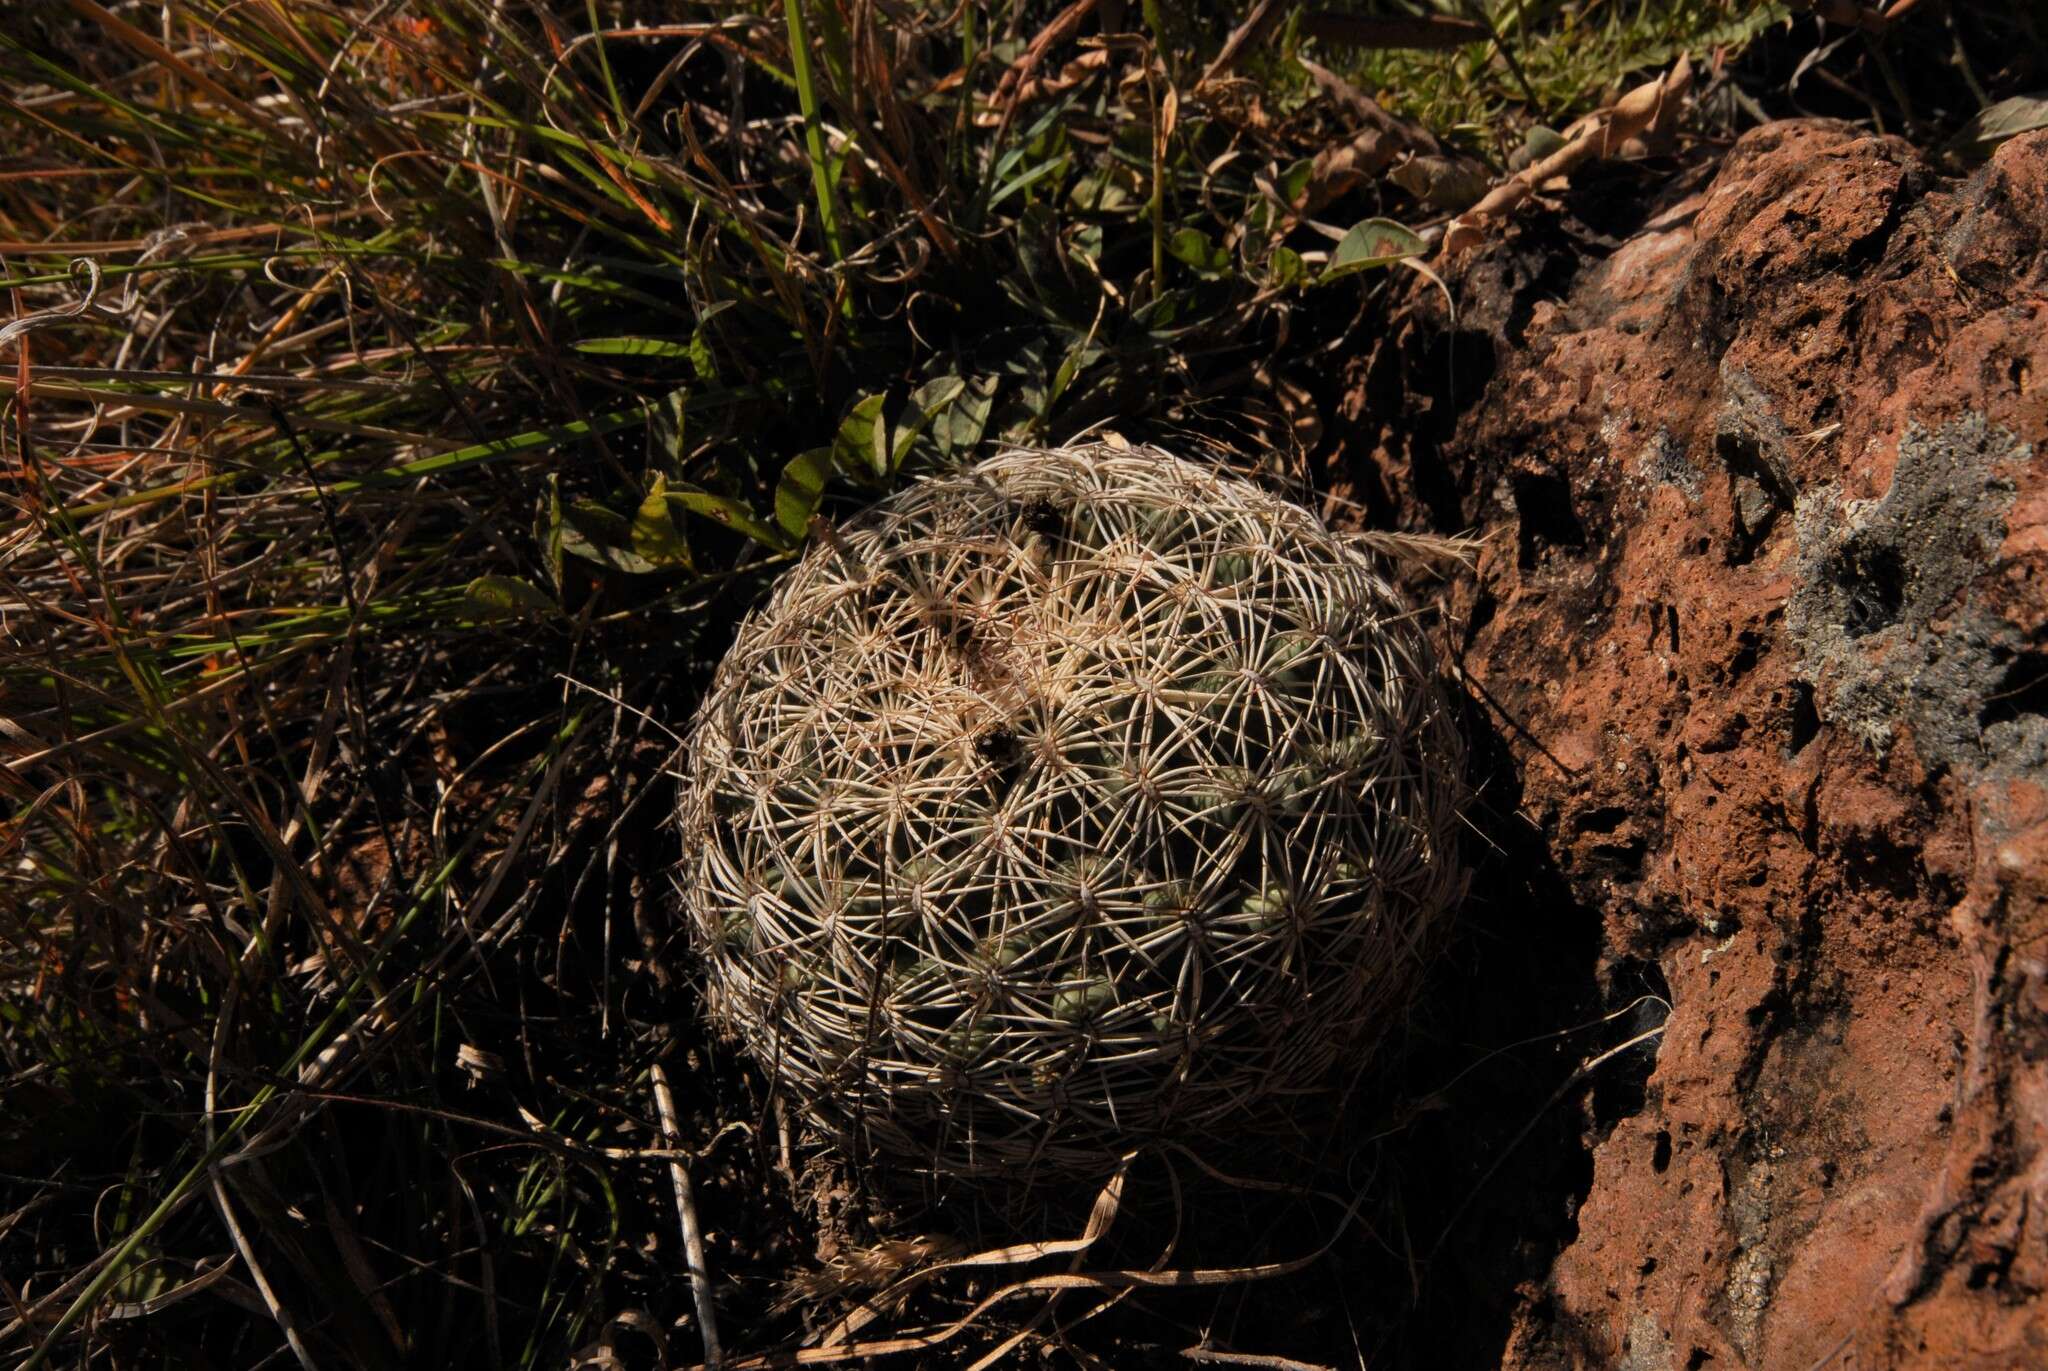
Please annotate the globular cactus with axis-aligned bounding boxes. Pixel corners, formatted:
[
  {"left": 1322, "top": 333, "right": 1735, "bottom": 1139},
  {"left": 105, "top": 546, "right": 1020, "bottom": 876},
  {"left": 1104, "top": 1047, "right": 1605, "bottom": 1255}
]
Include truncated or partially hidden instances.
[{"left": 676, "top": 442, "right": 1466, "bottom": 1189}]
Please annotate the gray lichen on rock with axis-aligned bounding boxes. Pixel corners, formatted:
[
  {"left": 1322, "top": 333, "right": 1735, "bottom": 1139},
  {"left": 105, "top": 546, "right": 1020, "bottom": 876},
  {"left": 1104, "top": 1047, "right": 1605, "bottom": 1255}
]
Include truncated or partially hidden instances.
[
  {"left": 1786, "top": 413, "right": 2029, "bottom": 773},
  {"left": 1635, "top": 428, "right": 1699, "bottom": 500}
]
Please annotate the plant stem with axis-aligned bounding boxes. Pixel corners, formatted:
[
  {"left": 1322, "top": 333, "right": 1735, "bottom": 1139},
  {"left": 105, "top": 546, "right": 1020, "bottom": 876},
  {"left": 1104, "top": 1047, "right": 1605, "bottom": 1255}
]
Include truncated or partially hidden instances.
[
  {"left": 783, "top": 0, "right": 844, "bottom": 264},
  {"left": 1150, "top": 75, "right": 1166, "bottom": 299}
]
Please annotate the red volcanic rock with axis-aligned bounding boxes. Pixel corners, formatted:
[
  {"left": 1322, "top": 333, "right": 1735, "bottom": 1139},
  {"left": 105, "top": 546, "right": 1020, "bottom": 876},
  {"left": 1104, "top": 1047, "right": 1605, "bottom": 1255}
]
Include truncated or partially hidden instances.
[{"left": 1343, "top": 123, "right": 2048, "bottom": 1368}]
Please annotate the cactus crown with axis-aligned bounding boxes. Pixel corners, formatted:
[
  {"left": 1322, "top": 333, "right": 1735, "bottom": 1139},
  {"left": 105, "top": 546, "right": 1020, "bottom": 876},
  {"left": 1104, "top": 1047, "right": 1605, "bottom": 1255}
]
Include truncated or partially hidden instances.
[{"left": 677, "top": 443, "right": 1466, "bottom": 1188}]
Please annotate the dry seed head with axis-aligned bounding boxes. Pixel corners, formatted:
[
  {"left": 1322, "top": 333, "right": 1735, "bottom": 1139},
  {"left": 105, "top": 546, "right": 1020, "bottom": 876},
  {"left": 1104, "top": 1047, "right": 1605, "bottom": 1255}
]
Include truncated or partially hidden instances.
[{"left": 677, "top": 443, "right": 1467, "bottom": 1187}]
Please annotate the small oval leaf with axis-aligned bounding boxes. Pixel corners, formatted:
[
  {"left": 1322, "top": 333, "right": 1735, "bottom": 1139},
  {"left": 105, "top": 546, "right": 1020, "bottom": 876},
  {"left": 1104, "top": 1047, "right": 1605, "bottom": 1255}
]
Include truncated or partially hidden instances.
[
  {"left": 1167, "top": 227, "right": 1231, "bottom": 277},
  {"left": 571, "top": 336, "right": 694, "bottom": 357},
  {"left": 664, "top": 486, "right": 790, "bottom": 550},
  {"left": 631, "top": 475, "right": 694, "bottom": 570},
  {"left": 464, "top": 574, "right": 555, "bottom": 619},
  {"left": 833, "top": 393, "right": 889, "bottom": 479},
  {"left": 1267, "top": 246, "right": 1306, "bottom": 289},
  {"left": 776, "top": 447, "right": 835, "bottom": 537},
  {"left": 1320, "top": 217, "right": 1428, "bottom": 284}
]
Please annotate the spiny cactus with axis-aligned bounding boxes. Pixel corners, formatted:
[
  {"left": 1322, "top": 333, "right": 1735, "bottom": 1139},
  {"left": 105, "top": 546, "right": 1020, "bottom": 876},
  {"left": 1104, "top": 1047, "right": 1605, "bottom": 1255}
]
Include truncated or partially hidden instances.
[{"left": 676, "top": 443, "right": 1466, "bottom": 1188}]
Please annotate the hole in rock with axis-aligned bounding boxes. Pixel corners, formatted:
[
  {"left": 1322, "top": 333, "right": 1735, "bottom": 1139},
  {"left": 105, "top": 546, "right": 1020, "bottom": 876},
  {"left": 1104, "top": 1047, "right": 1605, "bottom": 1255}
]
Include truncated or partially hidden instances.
[
  {"left": 1511, "top": 469, "right": 1587, "bottom": 568},
  {"left": 1787, "top": 681, "right": 1821, "bottom": 753},
  {"left": 1982, "top": 649, "right": 2048, "bottom": 729},
  {"left": 1830, "top": 535, "right": 1907, "bottom": 637}
]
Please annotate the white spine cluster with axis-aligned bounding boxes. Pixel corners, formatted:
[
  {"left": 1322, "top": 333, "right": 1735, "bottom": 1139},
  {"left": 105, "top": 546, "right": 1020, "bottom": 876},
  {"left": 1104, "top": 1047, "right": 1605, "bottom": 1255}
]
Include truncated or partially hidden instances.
[{"left": 677, "top": 443, "right": 1466, "bottom": 1185}]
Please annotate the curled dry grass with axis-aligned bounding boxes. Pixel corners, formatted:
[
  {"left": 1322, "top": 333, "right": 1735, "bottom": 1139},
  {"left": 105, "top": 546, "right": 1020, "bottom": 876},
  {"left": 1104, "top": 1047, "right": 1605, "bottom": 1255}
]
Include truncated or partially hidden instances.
[{"left": 2, "top": 1, "right": 2035, "bottom": 1367}]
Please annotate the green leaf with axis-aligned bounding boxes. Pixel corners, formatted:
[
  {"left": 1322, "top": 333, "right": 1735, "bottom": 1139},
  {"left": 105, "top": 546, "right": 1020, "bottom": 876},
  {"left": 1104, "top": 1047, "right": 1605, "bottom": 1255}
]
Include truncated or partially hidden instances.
[
  {"left": 1522, "top": 126, "right": 1566, "bottom": 164},
  {"left": 464, "top": 575, "right": 556, "bottom": 620},
  {"left": 1049, "top": 338, "right": 1102, "bottom": 414},
  {"left": 833, "top": 392, "right": 889, "bottom": 478},
  {"left": 687, "top": 330, "right": 718, "bottom": 382},
  {"left": 932, "top": 375, "right": 998, "bottom": 456},
  {"left": 557, "top": 499, "right": 659, "bottom": 575},
  {"left": 323, "top": 408, "right": 646, "bottom": 495},
  {"left": 1068, "top": 171, "right": 1134, "bottom": 214},
  {"left": 1068, "top": 221, "right": 1104, "bottom": 266},
  {"left": 1952, "top": 93, "right": 2048, "bottom": 156},
  {"left": 540, "top": 478, "right": 566, "bottom": 590},
  {"left": 630, "top": 476, "right": 694, "bottom": 570},
  {"left": 650, "top": 386, "right": 688, "bottom": 467},
  {"left": 685, "top": 300, "right": 732, "bottom": 384},
  {"left": 993, "top": 335, "right": 1051, "bottom": 421},
  {"left": 1267, "top": 246, "right": 1306, "bottom": 290},
  {"left": 1277, "top": 158, "right": 1316, "bottom": 209},
  {"left": 989, "top": 152, "right": 1071, "bottom": 209},
  {"left": 663, "top": 486, "right": 790, "bottom": 550},
  {"left": 893, "top": 375, "right": 968, "bottom": 471},
  {"left": 1167, "top": 227, "right": 1231, "bottom": 278},
  {"left": 775, "top": 447, "right": 835, "bottom": 537},
  {"left": 1319, "top": 218, "right": 1427, "bottom": 284},
  {"left": 571, "top": 336, "right": 694, "bottom": 357},
  {"left": 1132, "top": 287, "right": 1197, "bottom": 334}
]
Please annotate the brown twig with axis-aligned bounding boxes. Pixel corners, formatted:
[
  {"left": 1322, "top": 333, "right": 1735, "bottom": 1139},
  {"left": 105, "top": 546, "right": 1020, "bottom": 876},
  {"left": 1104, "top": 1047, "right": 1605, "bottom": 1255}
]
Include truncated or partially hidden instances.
[
  {"left": 1183, "top": 1345, "right": 1338, "bottom": 1371},
  {"left": 1197, "top": 0, "right": 1288, "bottom": 88}
]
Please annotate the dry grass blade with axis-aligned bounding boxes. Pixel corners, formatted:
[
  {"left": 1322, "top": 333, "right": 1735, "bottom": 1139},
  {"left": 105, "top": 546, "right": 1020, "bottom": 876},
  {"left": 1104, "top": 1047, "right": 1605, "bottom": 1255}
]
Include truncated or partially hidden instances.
[
  {"left": 1442, "top": 55, "right": 1695, "bottom": 255},
  {"left": 651, "top": 1061, "right": 723, "bottom": 1370},
  {"left": 1346, "top": 528, "right": 1486, "bottom": 573},
  {"left": 1293, "top": 58, "right": 1488, "bottom": 217},
  {"left": 697, "top": 1150, "right": 1379, "bottom": 1371},
  {"left": 810, "top": 1151, "right": 1132, "bottom": 1348},
  {"left": 0, "top": 259, "right": 100, "bottom": 348},
  {"left": 1182, "top": 1344, "right": 1337, "bottom": 1370}
]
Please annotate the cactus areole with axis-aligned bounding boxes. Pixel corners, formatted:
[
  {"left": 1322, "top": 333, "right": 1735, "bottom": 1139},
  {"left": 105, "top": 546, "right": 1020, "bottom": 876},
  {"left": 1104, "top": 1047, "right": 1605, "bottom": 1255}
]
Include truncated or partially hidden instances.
[{"left": 677, "top": 443, "right": 1467, "bottom": 1188}]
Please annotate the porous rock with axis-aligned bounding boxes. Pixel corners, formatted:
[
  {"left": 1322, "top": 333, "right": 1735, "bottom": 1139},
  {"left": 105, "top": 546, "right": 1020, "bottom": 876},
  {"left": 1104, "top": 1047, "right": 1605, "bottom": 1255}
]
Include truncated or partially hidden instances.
[{"left": 1337, "top": 124, "right": 2048, "bottom": 1368}]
